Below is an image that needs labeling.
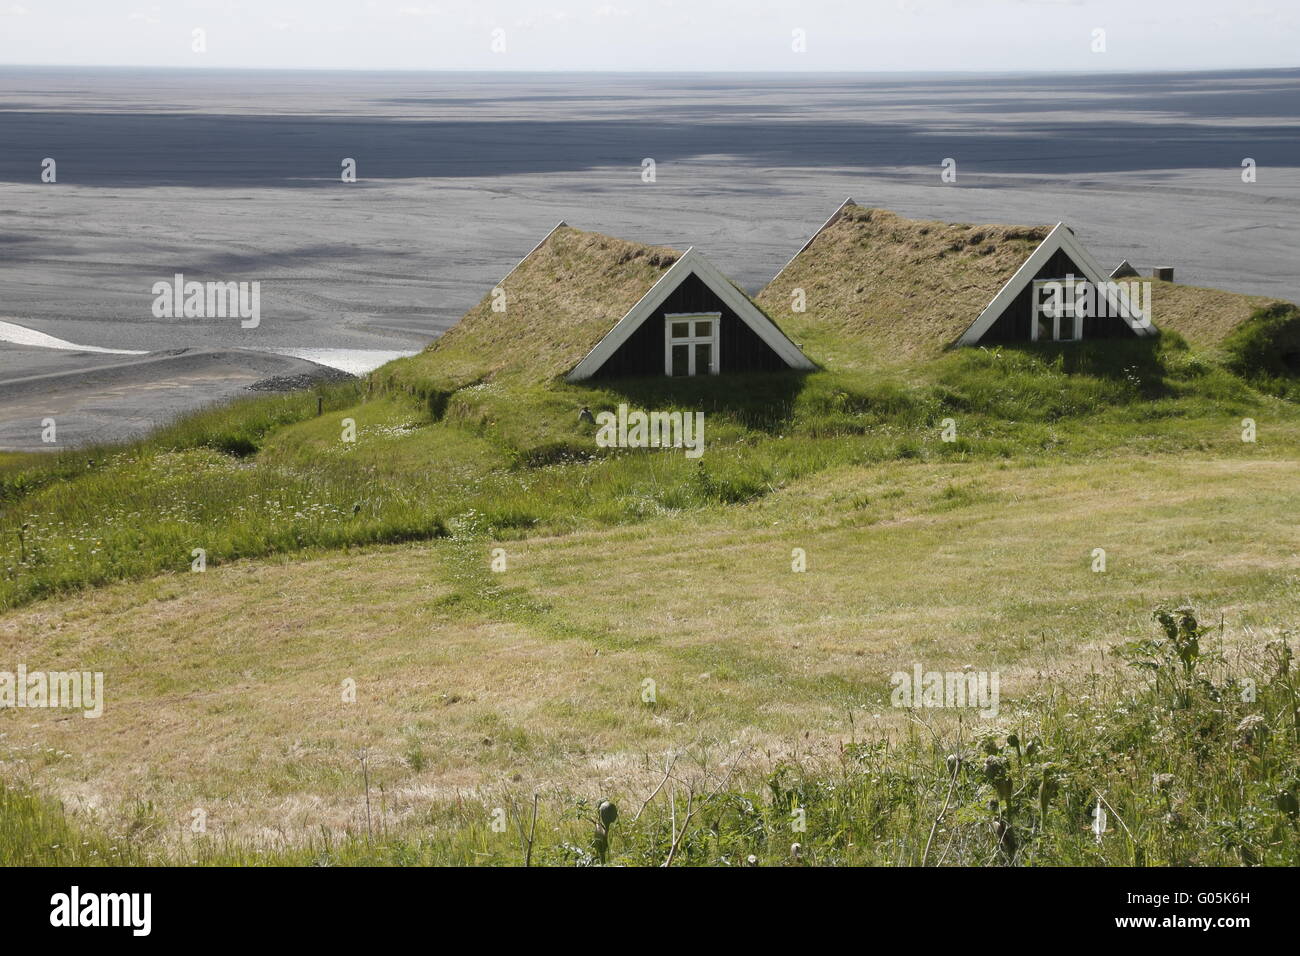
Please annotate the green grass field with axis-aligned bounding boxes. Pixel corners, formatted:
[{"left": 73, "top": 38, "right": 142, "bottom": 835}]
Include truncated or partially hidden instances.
[{"left": 2, "top": 303, "right": 1298, "bottom": 866}]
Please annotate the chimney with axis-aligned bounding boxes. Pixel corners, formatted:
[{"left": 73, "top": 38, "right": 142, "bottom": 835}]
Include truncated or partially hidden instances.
[{"left": 1152, "top": 266, "right": 1174, "bottom": 282}]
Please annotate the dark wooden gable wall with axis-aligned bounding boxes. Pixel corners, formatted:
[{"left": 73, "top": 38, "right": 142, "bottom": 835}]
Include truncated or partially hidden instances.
[
  {"left": 978, "top": 247, "right": 1140, "bottom": 343},
  {"left": 590, "top": 271, "right": 790, "bottom": 379}
]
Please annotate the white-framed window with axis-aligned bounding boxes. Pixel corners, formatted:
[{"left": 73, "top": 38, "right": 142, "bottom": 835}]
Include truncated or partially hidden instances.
[
  {"left": 1031, "top": 278, "right": 1083, "bottom": 342},
  {"left": 664, "top": 312, "right": 720, "bottom": 376}
]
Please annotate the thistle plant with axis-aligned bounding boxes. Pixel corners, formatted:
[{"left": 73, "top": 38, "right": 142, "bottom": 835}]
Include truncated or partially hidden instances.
[{"left": 1116, "top": 606, "right": 1213, "bottom": 708}]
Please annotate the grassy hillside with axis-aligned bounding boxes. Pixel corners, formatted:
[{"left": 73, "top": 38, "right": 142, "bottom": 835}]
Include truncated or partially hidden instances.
[
  {"left": 2, "top": 222, "right": 1299, "bottom": 865},
  {"left": 4, "top": 333, "right": 1292, "bottom": 613},
  {"left": 3, "top": 458, "right": 1297, "bottom": 865}
]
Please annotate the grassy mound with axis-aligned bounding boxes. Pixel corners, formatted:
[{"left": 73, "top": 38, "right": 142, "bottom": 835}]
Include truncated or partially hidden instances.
[
  {"left": 1148, "top": 280, "right": 1289, "bottom": 351},
  {"left": 1222, "top": 303, "right": 1300, "bottom": 396},
  {"left": 758, "top": 205, "right": 1050, "bottom": 367},
  {"left": 379, "top": 225, "right": 679, "bottom": 395},
  {"left": 757, "top": 203, "right": 1296, "bottom": 372}
]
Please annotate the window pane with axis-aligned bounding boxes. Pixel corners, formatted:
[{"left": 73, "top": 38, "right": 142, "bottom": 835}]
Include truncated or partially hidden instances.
[
  {"left": 1055, "top": 285, "right": 1071, "bottom": 317},
  {"left": 671, "top": 344, "right": 690, "bottom": 376},
  {"left": 1034, "top": 314, "right": 1051, "bottom": 341},
  {"left": 694, "top": 343, "right": 712, "bottom": 374},
  {"left": 693, "top": 320, "right": 712, "bottom": 337},
  {"left": 670, "top": 321, "right": 690, "bottom": 338}
]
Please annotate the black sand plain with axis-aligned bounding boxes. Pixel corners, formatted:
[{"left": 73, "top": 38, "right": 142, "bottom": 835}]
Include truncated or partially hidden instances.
[{"left": 1, "top": 67, "right": 1297, "bottom": 448}]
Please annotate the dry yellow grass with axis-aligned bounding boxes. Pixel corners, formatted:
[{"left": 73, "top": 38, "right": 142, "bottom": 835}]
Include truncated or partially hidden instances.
[
  {"left": 2, "top": 452, "right": 1297, "bottom": 845},
  {"left": 393, "top": 225, "right": 680, "bottom": 388},
  {"left": 758, "top": 203, "right": 1294, "bottom": 367},
  {"left": 1148, "top": 279, "right": 1290, "bottom": 349},
  {"left": 758, "top": 204, "right": 1049, "bottom": 366}
]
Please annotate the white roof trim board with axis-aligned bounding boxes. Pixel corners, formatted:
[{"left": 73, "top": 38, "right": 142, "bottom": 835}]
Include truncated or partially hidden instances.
[
  {"left": 566, "top": 247, "right": 816, "bottom": 381},
  {"left": 769, "top": 196, "right": 856, "bottom": 284},
  {"left": 955, "top": 223, "right": 1157, "bottom": 345}
]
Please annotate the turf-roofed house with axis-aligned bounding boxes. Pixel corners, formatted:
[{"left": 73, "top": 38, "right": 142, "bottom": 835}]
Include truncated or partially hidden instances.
[
  {"left": 757, "top": 199, "right": 1156, "bottom": 365},
  {"left": 420, "top": 221, "right": 814, "bottom": 386}
]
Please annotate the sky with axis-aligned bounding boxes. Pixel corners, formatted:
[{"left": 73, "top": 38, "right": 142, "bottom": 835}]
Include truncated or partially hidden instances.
[{"left": 0, "top": 0, "right": 1296, "bottom": 73}]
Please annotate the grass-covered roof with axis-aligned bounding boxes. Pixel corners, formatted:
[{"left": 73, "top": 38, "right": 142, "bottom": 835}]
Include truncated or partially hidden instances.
[
  {"left": 759, "top": 202, "right": 1296, "bottom": 368},
  {"left": 385, "top": 205, "right": 1297, "bottom": 395},
  {"left": 395, "top": 225, "right": 681, "bottom": 388},
  {"left": 1145, "top": 279, "right": 1290, "bottom": 351},
  {"left": 757, "top": 204, "right": 1050, "bottom": 367}
]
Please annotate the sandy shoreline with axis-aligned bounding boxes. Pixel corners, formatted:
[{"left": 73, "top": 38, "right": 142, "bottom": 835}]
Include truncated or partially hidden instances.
[{"left": 0, "top": 344, "right": 354, "bottom": 451}]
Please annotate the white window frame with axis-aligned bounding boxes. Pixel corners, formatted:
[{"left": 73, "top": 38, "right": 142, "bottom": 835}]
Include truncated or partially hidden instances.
[
  {"left": 663, "top": 312, "right": 720, "bottom": 376},
  {"left": 1031, "top": 279, "right": 1083, "bottom": 343}
]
